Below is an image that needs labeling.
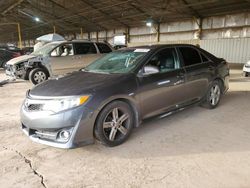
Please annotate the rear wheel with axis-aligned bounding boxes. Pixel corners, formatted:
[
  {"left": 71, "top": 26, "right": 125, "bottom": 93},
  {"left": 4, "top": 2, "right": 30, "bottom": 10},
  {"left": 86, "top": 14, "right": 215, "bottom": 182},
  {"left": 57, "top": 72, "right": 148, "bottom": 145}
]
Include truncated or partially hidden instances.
[
  {"left": 94, "top": 101, "right": 134, "bottom": 147},
  {"left": 29, "top": 68, "right": 49, "bottom": 85},
  {"left": 201, "top": 80, "right": 222, "bottom": 109}
]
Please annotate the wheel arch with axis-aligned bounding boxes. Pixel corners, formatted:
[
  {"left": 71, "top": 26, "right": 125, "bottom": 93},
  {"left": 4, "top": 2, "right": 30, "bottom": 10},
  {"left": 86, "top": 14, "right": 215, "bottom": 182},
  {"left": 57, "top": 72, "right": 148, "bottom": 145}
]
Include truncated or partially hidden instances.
[
  {"left": 213, "top": 77, "right": 224, "bottom": 91},
  {"left": 27, "top": 62, "right": 50, "bottom": 77},
  {"left": 92, "top": 97, "right": 141, "bottom": 138}
]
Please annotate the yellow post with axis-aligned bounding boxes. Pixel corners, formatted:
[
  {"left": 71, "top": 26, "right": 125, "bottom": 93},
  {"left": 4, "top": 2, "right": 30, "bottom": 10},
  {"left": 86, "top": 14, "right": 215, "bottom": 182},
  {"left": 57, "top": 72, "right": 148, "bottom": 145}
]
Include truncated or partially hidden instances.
[
  {"left": 80, "top": 28, "right": 83, "bottom": 39},
  {"left": 17, "top": 23, "right": 22, "bottom": 49},
  {"left": 53, "top": 25, "right": 56, "bottom": 33}
]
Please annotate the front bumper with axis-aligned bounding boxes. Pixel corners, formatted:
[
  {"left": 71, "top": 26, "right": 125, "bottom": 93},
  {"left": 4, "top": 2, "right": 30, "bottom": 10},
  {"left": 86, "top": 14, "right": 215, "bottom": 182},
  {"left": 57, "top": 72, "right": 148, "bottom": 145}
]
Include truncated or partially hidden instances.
[
  {"left": 243, "top": 64, "right": 250, "bottom": 73},
  {"left": 20, "top": 103, "right": 96, "bottom": 148},
  {"left": 5, "top": 64, "right": 26, "bottom": 79}
]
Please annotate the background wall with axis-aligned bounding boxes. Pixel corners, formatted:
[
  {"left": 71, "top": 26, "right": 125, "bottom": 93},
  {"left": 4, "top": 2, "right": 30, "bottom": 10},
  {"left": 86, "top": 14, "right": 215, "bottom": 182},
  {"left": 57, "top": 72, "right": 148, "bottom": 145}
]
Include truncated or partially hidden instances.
[{"left": 8, "top": 12, "right": 250, "bottom": 64}]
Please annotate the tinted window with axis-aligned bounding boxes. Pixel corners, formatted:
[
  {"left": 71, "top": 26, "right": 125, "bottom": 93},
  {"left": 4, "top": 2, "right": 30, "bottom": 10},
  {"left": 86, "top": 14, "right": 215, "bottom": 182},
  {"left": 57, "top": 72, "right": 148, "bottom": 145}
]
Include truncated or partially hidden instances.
[
  {"left": 146, "top": 48, "right": 180, "bottom": 73},
  {"left": 179, "top": 47, "right": 202, "bottom": 66},
  {"left": 200, "top": 53, "right": 209, "bottom": 62},
  {"left": 74, "top": 43, "right": 97, "bottom": 55},
  {"left": 96, "top": 43, "right": 112, "bottom": 53}
]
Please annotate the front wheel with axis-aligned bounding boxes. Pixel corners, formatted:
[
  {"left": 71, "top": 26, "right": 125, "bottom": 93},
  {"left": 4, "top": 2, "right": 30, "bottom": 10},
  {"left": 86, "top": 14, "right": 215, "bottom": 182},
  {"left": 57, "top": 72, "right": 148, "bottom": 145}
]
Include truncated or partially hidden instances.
[
  {"left": 94, "top": 101, "right": 134, "bottom": 147},
  {"left": 29, "top": 68, "right": 49, "bottom": 85},
  {"left": 201, "top": 80, "right": 222, "bottom": 109},
  {"left": 243, "top": 72, "right": 249, "bottom": 77}
]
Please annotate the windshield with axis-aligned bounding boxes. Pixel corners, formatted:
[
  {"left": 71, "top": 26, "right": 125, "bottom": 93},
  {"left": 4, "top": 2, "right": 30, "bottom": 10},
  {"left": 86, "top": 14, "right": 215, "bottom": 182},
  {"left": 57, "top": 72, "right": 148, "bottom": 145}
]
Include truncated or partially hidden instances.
[
  {"left": 84, "top": 49, "right": 149, "bottom": 74},
  {"left": 31, "top": 42, "right": 60, "bottom": 56}
]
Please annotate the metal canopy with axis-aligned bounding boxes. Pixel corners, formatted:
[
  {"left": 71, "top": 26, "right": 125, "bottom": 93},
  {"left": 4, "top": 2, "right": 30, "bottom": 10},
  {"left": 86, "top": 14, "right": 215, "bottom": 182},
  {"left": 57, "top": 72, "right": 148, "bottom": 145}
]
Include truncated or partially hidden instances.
[{"left": 0, "top": 0, "right": 249, "bottom": 42}]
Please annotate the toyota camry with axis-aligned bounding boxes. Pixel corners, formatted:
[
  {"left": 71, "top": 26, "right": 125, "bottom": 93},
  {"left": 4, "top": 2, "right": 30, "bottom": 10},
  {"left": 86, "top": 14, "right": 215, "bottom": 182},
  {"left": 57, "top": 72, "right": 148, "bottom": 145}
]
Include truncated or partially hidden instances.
[{"left": 21, "top": 44, "right": 229, "bottom": 148}]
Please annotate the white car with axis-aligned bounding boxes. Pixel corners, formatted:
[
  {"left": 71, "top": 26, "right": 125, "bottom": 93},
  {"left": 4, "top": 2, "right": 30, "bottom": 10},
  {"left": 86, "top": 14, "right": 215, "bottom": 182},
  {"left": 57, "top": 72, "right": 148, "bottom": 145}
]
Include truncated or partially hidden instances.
[
  {"left": 243, "top": 60, "right": 250, "bottom": 77},
  {"left": 5, "top": 40, "right": 113, "bottom": 85}
]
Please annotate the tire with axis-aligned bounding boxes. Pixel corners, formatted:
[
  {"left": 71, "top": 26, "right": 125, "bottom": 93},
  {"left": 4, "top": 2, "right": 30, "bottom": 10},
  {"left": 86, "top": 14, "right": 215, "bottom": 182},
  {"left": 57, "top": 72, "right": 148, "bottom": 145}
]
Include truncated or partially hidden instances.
[
  {"left": 201, "top": 80, "right": 222, "bottom": 109},
  {"left": 243, "top": 72, "right": 249, "bottom": 77},
  {"left": 94, "top": 101, "right": 134, "bottom": 147},
  {"left": 29, "top": 68, "right": 49, "bottom": 85}
]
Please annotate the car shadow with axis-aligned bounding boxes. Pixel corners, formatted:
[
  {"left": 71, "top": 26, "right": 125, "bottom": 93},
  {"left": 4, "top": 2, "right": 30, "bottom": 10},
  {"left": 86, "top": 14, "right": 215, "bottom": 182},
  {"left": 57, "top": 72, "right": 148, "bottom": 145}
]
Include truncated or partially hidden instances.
[{"left": 80, "top": 91, "right": 250, "bottom": 159}]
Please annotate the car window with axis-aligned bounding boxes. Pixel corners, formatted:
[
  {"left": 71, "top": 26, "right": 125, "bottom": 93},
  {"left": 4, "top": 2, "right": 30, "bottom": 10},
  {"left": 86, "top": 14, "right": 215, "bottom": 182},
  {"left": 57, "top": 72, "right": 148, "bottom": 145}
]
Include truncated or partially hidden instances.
[
  {"left": 145, "top": 48, "right": 180, "bottom": 73},
  {"left": 84, "top": 49, "right": 147, "bottom": 74},
  {"left": 74, "top": 43, "right": 97, "bottom": 55},
  {"left": 179, "top": 47, "right": 202, "bottom": 66},
  {"left": 200, "top": 53, "right": 209, "bottom": 62},
  {"left": 96, "top": 43, "right": 112, "bottom": 53},
  {"left": 50, "top": 44, "right": 74, "bottom": 57}
]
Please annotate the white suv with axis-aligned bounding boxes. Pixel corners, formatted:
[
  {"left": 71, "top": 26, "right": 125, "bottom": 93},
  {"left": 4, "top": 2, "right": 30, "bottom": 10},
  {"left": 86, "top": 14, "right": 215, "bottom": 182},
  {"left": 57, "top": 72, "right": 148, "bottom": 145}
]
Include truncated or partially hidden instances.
[
  {"left": 5, "top": 40, "right": 113, "bottom": 84},
  {"left": 243, "top": 60, "right": 250, "bottom": 77}
]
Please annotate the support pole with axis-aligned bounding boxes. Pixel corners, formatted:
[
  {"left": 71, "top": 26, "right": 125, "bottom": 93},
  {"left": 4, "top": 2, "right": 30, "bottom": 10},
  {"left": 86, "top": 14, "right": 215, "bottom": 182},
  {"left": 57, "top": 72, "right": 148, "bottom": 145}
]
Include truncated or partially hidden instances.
[
  {"left": 80, "top": 28, "right": 83, "bottom": 39},
  {"left": 53, "top": 25, "right": 56, "bottom": 33},
  {"left": 17, "top": 23, "right": 22, "bottom": 49},
  {"left": 156, "top": 23, "right": 160, "bottom": 43},
  {"left": 126, "top": 27, "right": 130, "bottom": 44}
]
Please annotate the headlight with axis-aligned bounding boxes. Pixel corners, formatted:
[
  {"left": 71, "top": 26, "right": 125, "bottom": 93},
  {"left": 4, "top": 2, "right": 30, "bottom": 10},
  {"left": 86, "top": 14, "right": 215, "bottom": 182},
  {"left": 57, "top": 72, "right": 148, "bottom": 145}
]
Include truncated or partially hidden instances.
[
  {"left": 42, "top": 96, "right": 90, "bottom": 112},
  {"left": 24, "top": 96, "right": 90, "bottom": 113}
]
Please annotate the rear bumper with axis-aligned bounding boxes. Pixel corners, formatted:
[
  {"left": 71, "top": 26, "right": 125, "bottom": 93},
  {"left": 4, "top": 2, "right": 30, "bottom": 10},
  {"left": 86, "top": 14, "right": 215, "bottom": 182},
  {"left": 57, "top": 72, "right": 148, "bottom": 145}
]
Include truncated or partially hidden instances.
[{"left": 20, "top": 104, "right": 96, "bottom": 148}]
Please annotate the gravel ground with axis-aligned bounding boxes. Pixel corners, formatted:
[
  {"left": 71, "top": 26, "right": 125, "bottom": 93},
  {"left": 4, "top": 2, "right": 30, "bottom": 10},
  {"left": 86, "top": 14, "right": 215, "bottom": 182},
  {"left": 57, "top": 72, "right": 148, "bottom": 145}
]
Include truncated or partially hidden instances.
[{"left": 0, "top": 68, "right": 250, "bottom": 188}]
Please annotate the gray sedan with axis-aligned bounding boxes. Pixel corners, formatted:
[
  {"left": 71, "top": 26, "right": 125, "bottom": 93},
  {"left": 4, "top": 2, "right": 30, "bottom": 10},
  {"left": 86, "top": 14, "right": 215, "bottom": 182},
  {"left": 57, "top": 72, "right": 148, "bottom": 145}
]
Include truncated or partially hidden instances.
[{"left": 21, "top": 44, "right": 229, "bottom": 148}]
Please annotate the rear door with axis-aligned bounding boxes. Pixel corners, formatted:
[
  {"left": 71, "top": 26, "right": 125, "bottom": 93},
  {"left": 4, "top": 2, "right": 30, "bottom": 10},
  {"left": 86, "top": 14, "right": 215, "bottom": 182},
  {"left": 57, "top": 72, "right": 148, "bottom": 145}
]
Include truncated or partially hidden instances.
[
  {"left": 73, "top": 42, "right": 101, "bottom": 69},
  {"left": 178, "top": 46, "right": 214, "bottom": 103},
  {"left": 137, "top": 47, "right": 186, "bottom": 118}
]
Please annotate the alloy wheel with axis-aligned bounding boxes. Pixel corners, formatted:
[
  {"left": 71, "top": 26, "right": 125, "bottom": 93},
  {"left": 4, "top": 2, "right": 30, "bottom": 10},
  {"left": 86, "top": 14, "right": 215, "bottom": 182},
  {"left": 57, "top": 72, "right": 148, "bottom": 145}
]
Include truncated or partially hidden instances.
[
  {"left": 209, "top": 84, "right": 221, "bottom": 106},
  {"left": 103, "top": 107, "right": 130, "bottom": 141}
]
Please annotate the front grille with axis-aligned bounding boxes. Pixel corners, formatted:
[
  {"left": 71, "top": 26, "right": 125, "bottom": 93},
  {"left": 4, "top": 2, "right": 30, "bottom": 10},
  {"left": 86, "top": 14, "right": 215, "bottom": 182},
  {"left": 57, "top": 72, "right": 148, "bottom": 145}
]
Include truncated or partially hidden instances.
[{"left": 26, "top": 104, "right": 44, "bottom": 111}]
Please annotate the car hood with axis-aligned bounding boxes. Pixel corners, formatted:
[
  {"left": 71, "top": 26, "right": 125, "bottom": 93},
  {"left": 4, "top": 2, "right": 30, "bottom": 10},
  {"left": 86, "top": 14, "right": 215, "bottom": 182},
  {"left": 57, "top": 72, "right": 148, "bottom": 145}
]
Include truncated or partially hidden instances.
[
  {"left": 29, "top": 71, "right": 130, "bottom": 97},
  {"left": 6, "top": 54, "right": 37, "bottom": 65}
]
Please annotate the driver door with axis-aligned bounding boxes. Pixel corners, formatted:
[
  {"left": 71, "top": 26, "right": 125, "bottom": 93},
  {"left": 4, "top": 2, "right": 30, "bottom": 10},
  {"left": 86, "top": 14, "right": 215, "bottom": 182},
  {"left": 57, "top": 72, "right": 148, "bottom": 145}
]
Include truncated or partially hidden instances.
[
  {"left": 137, "top": 47, "right": 187, "bottom": 119},
  {"left": 50, "top": 43, "right": 77, "bottom": 75}
]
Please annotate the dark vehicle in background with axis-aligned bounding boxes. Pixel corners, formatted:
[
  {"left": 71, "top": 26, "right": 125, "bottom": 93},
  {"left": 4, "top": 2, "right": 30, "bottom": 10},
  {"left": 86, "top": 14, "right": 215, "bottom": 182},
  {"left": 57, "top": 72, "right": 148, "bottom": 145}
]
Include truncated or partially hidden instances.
[
  {"left": 0, "top": 45, "right": 24, "bottom": 56},
  {"left": 0, "top": 49, "right": 20, "bottom": 68},
  {"left": 22, "top": 47, "right": 34, "bottom": 55},
  {"left": 21, "top": 44, "right": 229, "bottom": 148}
]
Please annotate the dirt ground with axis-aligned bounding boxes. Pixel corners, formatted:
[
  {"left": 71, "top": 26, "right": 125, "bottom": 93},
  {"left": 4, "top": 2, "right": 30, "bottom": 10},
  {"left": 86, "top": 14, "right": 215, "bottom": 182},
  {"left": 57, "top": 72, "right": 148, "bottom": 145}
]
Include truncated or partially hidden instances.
[{"left": 0, "top": 68, "right": 250, "bottom": 188}]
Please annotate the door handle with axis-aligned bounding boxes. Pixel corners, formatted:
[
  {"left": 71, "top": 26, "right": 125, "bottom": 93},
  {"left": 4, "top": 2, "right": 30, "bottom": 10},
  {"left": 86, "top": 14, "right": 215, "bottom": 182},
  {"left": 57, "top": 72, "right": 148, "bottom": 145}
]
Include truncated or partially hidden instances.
[{"left": 157, "top": 80, "right": 170, "bottom": 86}]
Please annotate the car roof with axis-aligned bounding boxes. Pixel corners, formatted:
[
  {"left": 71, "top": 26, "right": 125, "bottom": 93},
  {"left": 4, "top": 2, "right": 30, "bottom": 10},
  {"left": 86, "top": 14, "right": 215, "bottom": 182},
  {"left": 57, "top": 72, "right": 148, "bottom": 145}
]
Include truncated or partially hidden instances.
[{"left": 125, "top": 44, "right": 198, "bottom": 50}]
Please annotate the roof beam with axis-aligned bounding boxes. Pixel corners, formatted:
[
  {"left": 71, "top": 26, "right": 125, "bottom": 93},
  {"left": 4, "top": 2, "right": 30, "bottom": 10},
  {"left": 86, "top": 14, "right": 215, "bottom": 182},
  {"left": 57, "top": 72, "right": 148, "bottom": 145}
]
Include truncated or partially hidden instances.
[
  {"left": 46, "top": 0, "right": 108, "bottom": 30},
  {"left": 181, "top": 0, "right": 201, "bottom": 18},
  {"left": 80, "top": 0, "right": 129, "bottom": 28},
  {"left": 2, "top": 0, "right": 25, "bottom": 15}
]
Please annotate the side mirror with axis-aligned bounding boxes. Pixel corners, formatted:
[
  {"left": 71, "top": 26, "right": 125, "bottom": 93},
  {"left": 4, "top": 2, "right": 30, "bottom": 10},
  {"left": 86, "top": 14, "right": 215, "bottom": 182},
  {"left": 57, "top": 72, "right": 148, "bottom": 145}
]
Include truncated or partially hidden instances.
[{"left": 142, "top": 65, "right": 160, "bottom": 76}]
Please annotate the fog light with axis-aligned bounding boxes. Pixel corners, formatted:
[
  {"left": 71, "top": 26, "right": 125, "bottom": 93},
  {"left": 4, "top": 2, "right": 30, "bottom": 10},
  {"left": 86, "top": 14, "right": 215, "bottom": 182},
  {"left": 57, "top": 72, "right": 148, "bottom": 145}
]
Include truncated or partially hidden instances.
[{"left": 58, "top": 130, "right": 70, "bottom": 140}]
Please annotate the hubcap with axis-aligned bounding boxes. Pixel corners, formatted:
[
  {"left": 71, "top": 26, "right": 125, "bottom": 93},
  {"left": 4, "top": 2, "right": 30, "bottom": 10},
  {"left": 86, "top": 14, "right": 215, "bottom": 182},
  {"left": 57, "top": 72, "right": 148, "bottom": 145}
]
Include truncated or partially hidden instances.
[
  {"left": 209, "top": 84, "right": 220, "bottom": 106},
  {"left": 34, "top": 71, "right": 46, "bottom": 83},
  {"left": 103, "top": 107, "right": 130, "bottom": 141}
]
